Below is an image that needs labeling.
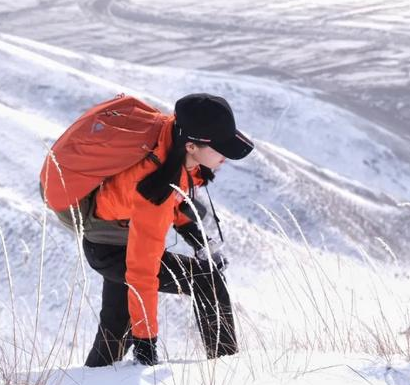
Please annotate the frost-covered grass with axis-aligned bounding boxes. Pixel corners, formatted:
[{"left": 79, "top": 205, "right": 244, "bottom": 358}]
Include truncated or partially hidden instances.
[
  {"left": 0, "top": 25, "right": 410, "bottom": 385},
  {"left": 1, "top": 195, "right": 410, "bottom": 384}
]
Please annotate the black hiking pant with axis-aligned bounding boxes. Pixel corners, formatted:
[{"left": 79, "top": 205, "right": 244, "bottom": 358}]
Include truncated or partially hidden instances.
[{"left": 83, "top": 237, "right": 237, "bottom": 367}]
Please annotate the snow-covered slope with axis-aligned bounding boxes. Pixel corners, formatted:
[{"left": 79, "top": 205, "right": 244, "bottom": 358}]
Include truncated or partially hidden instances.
[
  {"left": 26, "top": 353, "right": 410, "bottom": 385},
  {"left": 0, "top": 32, "right": 408, "bottom": 260},
  {"left": 2, "top": 0, "right": 410, "bottom": 138},
  {"left": 0, "top": 33, "right": 409, "bottom": 385}
]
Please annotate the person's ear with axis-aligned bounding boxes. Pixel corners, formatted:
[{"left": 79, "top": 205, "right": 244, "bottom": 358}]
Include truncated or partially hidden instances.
[{"left": 185, "top": 141, "right": 197, "bottom": 154}]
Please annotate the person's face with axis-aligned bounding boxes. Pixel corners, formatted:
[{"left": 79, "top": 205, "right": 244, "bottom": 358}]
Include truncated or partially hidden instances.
[{"left": 185, "top": 142, "right": 226, "bottom": 170}]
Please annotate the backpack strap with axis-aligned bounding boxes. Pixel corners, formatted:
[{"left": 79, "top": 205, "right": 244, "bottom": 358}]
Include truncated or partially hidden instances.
[{"left": 146, "top": 152, "right": 162, "bottom": 167}]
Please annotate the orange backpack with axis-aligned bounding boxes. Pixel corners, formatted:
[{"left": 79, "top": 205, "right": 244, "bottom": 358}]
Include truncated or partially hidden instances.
[{"left": 40, "top": 94, "right": 167, "bottom": 212}]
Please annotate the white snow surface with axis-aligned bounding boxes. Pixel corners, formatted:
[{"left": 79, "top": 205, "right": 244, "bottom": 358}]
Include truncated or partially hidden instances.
[
  {"left": 25, "top": 353, "right": 410, "bottom": 385},
  {"left": 0, "top": 2, "right": 410, "bottom": 384}
]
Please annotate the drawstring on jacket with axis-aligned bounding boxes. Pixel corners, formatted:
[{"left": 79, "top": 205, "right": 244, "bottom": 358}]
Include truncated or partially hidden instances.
[{"left": 187, "top": 170, "right": 224, "bottom": 243}]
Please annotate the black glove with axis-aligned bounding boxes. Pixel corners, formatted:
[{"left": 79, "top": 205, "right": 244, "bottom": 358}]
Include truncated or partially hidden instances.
[
  {"left": 133, "top": 337, "right": 158, "bottom": 366},
  {"left": 174, "top": 221, "right": 207, "bottom": 252},
  {"left": 175, "top": 223, "right": 228, "bottom": 271}
]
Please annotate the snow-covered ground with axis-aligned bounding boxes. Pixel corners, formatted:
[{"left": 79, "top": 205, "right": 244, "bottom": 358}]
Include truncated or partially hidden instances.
[
  {"left": 1, "top": 0, "right": 409, "bottom": 139},
  {"left": 0, "top": 1, "right": 409, "bottom": 384},
  {"left": 25, "top": 353, "right": 410, "bottom": 385}
]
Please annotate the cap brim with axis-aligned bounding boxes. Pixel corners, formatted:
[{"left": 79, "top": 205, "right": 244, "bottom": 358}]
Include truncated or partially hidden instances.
[{"left": 210, "top": 130, "right": 254, "bottom": 160}]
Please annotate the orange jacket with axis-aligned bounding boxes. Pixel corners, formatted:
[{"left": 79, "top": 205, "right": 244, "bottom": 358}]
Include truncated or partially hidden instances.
[{"left": 95, "top": 116, "right": 204, "bottom": 339}]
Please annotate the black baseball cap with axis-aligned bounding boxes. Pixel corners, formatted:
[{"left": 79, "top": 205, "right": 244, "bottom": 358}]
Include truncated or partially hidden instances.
[{"left": 174, "top": 93, "right": 254, "bottom": 160}]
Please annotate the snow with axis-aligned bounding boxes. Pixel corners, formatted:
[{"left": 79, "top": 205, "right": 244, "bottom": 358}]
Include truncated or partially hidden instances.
[
  {"left": 1, "top": 1, "right": 410, "bottom": 384},
  {"left": 25, "top": 353, "right": 410, "bottom": 385}
]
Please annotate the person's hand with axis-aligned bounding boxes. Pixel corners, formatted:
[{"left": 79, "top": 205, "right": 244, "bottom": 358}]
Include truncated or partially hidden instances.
[
  {"left": 210, "top": 249, "right": 229, "bottom": 272},
  {"left": 133, "top": 337, "right": 158, "bottom": 366},
  {"left": 197, "top": 239, "right": 229, "bottom": 272}
]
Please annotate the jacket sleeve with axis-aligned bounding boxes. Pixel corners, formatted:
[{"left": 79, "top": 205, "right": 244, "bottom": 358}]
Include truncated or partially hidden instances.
[
  {"left": 174, "top": 205, "right": 207, "bottom": 251},
  {"left": 125, "top": 193, "right": 174, "bottom": 339},
  {"left": 173, "top": 202, "right": 192, "bottom": 228}
]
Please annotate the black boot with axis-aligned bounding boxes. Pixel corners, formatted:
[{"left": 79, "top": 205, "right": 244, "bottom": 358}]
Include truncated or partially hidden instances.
[{"left": 85, "top": 278, "right": 133, "bottom": 367}]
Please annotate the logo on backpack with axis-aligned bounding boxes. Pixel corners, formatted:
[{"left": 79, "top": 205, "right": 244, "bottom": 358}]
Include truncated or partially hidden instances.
[{"left": 92, "top": 122, "right": 105, "bottom": 133}]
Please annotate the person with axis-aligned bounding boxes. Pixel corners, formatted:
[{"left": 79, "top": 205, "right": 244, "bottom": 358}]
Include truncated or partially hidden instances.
[{"left": 82, "top": 93, "right": 254, "bottom": 367}]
